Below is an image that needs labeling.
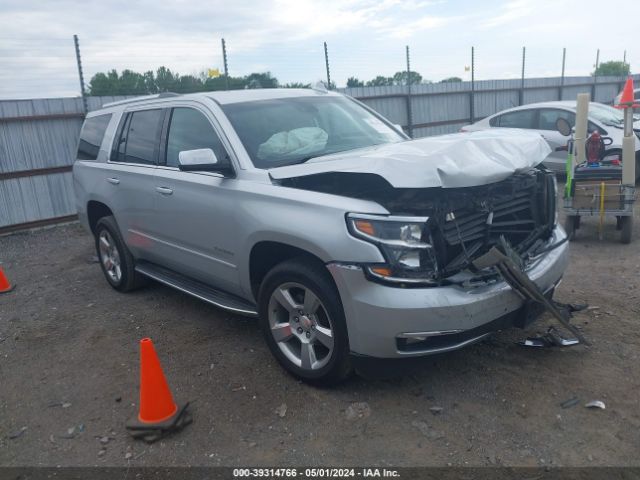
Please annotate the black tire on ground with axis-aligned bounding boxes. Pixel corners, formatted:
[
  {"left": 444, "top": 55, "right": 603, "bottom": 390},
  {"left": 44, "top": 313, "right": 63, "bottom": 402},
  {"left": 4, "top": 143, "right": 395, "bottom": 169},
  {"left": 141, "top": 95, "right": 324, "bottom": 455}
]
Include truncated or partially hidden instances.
[
  {"left": 94, "top": 215, "right": 147, "bottom": 292},
  {"left": 257, "top": 257, "right": 353, "bottom": 385},
  {"left": 620, "top": 216, "right": 633, "bottom": 244},
  {"left": 564, "top": 215, "right": 579, "bottom": 240}
]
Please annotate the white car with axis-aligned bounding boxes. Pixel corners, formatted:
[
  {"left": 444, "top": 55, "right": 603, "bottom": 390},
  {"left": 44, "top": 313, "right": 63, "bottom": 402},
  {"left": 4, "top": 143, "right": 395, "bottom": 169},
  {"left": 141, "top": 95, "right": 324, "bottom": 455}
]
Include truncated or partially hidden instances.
[
  {"left": 463, "top": 101, "right": 640, "bottom": 179},
  {"left": 613, "top": 87, "right": 640, "bottom": 106}
]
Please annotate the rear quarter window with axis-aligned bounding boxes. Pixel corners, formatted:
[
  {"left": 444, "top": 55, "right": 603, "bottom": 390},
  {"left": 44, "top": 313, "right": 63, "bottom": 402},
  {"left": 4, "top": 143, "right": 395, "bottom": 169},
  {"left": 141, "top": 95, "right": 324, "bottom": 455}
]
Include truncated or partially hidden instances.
[
  {"left": 495, "top": 110, "right": 537, "bottom": 129},
  {"left": 77, "top": 114, "right": 112, "bottom": 160}
]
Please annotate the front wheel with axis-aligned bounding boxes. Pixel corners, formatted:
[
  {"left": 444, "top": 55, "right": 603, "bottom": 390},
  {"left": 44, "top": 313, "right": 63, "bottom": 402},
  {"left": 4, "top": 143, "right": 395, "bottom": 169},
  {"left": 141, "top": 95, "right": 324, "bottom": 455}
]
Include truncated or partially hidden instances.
[
  {"left": 258, "top": 258, "right": 353, "bottom": 385},
  {"left": 564, "top": 215, "right": 579, "bottom": 240}
]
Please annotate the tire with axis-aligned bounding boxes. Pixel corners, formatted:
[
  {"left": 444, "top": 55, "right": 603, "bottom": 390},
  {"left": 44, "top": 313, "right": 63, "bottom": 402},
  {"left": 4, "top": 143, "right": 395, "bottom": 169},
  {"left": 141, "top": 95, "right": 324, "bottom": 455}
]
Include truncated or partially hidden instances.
[
  {"left": 564, "top": 215, "right": 579, "bottom": 240},
  {"left": 94, "top": 216, "right": 147, "bottom": 292},
  {"left": 258, "top": 257, "right": 353, "bottom": 385},
  {"left": 620, "top": 216, "right": 633, "bottom": 244}
]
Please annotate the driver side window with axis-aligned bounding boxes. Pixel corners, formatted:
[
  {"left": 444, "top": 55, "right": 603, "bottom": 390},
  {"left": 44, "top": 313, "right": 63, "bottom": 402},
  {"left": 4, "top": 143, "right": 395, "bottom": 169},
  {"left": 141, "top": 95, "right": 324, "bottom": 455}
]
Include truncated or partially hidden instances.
[{"left": 165, "top": 108, "right": 228, "bottom": 168}]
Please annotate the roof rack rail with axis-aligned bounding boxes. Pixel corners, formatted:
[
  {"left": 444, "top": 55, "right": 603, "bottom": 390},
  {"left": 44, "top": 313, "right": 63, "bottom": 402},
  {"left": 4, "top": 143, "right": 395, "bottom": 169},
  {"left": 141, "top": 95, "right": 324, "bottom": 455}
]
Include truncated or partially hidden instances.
[{"left": 102, "top": 92, "right": 180, "bottom": 108}]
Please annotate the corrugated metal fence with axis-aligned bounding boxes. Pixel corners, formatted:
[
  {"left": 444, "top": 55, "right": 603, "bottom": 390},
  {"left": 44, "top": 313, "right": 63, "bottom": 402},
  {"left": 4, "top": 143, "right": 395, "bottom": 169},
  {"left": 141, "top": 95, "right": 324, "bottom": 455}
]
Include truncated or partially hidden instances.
[
  {"left": 1, "top": 74, "right": 636, "bottom": 232},
  {"left": 0, "top": 96, "right": 132, "bottom": 233}
]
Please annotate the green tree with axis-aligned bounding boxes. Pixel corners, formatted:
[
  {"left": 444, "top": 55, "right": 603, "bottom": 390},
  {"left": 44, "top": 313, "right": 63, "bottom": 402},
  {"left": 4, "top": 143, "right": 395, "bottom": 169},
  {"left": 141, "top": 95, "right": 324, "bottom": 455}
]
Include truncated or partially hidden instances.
[
  {"left": 440, "top": 76, "right": 463, "bottom": 83},
  {"left": 346, "top": 77, "right": 364, "bottom": 87},
  {"left": 593, "top": 61, "right": 630, "bottom": 76},
  {"left": 282, "top": 82, "right": 311, "bottom": 88},
  {"left": 366, "top": 75, "right": 394, "bottom": 86},
  {"left": 87, "top": 66, "right": 282, "bottom": 95},
  {"left": 392, "top": 70, "right": 423, "bottom": 85},
  {"left": 87, "top": 70, "right": 120, "bottom": 96},
  {"left": 155, "top": 66, "right": 178, "bottom": 92}
]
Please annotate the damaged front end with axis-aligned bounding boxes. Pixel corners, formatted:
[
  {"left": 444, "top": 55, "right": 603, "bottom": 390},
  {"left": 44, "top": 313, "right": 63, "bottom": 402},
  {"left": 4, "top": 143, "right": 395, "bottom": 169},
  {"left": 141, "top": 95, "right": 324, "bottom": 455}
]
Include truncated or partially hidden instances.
[{"left": 280, "top": 166, "right": 558, "bottom": 287}]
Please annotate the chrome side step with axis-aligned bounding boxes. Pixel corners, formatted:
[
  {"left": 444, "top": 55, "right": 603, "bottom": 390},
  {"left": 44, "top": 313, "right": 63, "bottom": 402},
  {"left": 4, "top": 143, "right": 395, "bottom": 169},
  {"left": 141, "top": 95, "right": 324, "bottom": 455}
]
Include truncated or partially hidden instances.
[{"left": 135, "top": 261, "right": 258, "bottom": 317}]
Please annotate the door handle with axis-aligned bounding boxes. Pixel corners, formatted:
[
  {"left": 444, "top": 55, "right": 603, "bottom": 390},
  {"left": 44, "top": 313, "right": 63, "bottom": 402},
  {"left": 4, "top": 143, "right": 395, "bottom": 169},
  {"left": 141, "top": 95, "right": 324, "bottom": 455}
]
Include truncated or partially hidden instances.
[
  {"left": 155, "top": 186, "right": 173, "bottom": 195},
  {"left": 106, "top": 177, "right": 120, "bottom": 185}
]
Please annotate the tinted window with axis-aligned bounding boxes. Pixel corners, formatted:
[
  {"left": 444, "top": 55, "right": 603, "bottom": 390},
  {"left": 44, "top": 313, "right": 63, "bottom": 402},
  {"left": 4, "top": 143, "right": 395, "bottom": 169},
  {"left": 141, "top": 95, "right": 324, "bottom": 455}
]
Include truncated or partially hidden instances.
[
  {"left": 538, "top": 109, "right": 576, "bottom": 130},
  {"left": 497, "top": 110, "right": 536, "bottom": 129},
  {"left": 165, "top": 108, "right": 227, "bottom": 168},
  {"left": 489, "top": 116, "right": 499, "bottom": 127},
  {"left": 118, "top": 109, "right": 163, "bottom": 165},
  {"left": 77, "top": 114, "right": 112, "bottom": 160}
]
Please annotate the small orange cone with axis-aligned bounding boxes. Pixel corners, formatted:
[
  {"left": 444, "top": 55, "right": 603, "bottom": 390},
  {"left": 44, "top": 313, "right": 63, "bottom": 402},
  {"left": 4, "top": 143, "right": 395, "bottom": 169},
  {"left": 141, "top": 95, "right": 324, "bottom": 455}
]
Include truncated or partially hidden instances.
[
  {"left": 0, "top": 266, "right": 14, "bottom": 294},
  {"left": 126, "top": 338, "right": 191, "bottom": 442},
  {"left": 615, "top": 77, "right": 640, "bottom": 109}
]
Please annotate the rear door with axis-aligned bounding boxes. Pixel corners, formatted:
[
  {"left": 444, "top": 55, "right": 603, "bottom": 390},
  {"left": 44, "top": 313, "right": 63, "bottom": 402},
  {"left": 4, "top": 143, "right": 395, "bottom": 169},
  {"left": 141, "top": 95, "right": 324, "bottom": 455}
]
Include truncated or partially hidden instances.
[
  {"left": 150, "top": 104, "right": 243, "bottom": 295},
  {"left": 105, "top": 108, "right": 165, "bottom": 260}
]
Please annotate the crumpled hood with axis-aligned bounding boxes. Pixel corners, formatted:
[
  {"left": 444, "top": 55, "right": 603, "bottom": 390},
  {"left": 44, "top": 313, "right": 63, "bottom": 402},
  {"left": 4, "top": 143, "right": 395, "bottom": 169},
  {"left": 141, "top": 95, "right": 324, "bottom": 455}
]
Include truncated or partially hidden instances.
[{"left": 269, "top": 129, "right": 552, "bottom": 188}]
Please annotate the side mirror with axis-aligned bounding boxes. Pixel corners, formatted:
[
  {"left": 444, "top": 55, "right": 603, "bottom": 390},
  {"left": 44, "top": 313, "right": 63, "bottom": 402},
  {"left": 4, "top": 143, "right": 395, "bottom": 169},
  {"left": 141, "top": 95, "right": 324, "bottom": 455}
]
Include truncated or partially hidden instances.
[
  {"left": 178, "top": 148, "right": 220, "bottom": 172},
  {"left": 556, "top": 118, "right": 572, "bottom": 137}
]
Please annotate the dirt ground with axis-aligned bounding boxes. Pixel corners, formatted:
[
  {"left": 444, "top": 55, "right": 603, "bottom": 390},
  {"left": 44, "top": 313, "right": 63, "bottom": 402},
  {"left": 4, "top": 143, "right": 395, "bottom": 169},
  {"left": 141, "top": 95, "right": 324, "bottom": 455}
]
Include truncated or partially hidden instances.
[{"left": 1, "top": 187, "right": 639, "bottom": 468}]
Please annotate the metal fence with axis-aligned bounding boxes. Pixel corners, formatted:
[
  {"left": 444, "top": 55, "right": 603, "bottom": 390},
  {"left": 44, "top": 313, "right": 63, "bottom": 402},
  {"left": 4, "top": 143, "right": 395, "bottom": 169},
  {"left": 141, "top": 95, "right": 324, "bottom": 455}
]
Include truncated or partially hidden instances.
[
  {"left": 0, "top": 75, "right": 637, "bottom": 233},
  {"left": 0, "top": 96, "right": 132, "bottom": 233}
]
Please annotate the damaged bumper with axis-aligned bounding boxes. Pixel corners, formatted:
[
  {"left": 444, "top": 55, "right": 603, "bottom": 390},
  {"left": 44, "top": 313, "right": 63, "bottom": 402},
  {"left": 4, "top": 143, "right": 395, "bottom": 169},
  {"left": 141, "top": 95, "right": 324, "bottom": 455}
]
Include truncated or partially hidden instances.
[{"left": 327, "top": 225, "right": 569, "bottom": 358}]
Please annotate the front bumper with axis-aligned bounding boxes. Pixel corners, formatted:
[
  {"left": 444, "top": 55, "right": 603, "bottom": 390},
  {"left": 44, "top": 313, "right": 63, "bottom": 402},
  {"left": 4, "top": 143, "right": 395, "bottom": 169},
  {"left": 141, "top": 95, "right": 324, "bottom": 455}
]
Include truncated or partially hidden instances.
[{"left": 327, "top": 225, "right": 569, "bottom": 358}]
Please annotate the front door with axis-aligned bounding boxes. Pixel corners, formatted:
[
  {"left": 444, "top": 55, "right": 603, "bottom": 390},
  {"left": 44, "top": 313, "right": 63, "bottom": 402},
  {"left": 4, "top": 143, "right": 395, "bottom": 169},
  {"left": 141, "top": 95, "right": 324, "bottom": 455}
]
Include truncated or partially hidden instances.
[{"left": 150, "top": 105, "right": 242, "bottom": 296}]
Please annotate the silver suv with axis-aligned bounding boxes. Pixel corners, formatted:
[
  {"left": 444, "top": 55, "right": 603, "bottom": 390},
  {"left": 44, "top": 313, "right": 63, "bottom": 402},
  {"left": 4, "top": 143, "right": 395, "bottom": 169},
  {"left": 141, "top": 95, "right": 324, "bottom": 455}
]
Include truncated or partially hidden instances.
[{"left": 73, "top": 88, "right": 569, "bottom": 383}]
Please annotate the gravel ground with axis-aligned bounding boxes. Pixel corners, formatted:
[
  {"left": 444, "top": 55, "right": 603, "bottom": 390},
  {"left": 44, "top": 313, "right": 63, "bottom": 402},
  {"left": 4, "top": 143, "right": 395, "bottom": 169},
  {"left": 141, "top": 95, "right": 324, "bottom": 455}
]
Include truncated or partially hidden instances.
[{"left": 1, "top": 190, "right": 639, "bottom": 467}]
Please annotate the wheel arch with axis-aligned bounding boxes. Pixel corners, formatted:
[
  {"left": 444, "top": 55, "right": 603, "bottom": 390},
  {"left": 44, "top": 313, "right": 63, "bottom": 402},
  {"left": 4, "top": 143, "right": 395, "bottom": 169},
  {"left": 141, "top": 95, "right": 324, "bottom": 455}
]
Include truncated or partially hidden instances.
[
  {"left": 87, "top": 200, "right": 114, "bottom": 235},
  {"left": 248, "top": 241, "right": 330, "bottom": 301}
]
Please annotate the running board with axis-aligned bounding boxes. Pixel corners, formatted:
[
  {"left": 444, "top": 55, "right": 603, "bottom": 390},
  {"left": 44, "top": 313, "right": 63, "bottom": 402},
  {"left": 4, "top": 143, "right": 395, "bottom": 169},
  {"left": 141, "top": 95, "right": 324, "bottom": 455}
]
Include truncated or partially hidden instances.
[{"left": 135, "top": 261, "right": 258, "bottom": 317}]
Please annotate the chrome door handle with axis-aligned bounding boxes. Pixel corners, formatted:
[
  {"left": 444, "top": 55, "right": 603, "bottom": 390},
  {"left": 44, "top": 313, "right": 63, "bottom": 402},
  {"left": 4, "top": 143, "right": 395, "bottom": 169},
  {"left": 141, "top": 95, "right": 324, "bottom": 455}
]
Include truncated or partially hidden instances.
[
  {"left": 155, "top": 186, "right": 173, "bottom": 195},
  {"left": 106, "top": 177, "right": 120, "bottom": 185}
]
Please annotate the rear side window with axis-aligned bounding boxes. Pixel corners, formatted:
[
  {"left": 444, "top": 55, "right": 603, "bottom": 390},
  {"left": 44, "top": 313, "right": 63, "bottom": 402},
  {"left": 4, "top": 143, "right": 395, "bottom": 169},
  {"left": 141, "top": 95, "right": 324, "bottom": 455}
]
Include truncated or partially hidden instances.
[
  {"left": 113, "top": 109, "right": 164, "bottom": 165},
  {"left": 77, "top": 114, "right": 112, "bottom": 160},
  {"left": 538, "top": 109, "right": 575, "bottom": 130},
  {"left": 496, "top": 110, "right": 536, "bottom": 129},
  {"left": 165, "top": 108, "right": 228, "bottom": 168}
]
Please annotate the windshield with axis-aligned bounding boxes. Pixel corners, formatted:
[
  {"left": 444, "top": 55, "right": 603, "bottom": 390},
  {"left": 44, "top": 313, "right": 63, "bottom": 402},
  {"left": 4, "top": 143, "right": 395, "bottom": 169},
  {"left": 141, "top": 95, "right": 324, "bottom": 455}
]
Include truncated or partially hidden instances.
[
  {"left": 221, "top": 96, "right": 405, "bottom": 168},
  {"left": 589, "top": 103, "right": 625, "bottom": 126}
]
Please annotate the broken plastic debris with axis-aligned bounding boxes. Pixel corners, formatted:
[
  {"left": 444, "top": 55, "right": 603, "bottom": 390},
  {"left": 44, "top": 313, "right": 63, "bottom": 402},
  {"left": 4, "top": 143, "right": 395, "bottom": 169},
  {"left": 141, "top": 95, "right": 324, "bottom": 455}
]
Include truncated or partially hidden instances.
[
  {"left": 275, "top": 403, "right": 287, "bottom": 418},
  {"left": 518, "top": 327, "right": 579, "bottom": 348},
  {"left": 560, "top": 397, "right": 580, "bottom": 409},
  {"left": 585, "top": 400, "right": 606, "bottom": 410}
]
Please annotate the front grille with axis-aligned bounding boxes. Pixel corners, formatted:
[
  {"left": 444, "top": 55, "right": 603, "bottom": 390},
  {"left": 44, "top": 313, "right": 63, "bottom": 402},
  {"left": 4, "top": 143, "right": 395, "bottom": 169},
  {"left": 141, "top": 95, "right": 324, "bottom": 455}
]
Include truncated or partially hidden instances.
[{"left": 432, "top": 169, "right": 555, "bottom": 277}]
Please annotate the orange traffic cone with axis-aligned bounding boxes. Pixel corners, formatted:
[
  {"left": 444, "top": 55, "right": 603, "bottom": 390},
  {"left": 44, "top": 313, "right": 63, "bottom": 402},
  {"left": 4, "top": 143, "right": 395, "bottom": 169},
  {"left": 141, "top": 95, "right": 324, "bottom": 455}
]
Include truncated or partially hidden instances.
[
  {"left": 615, "top": 77, "right": 640, "bottom": 109},
  {"left": 0, "top": 266, "right": 14, "bottom": 294},
  {"left": 126, "top": 338, "right": 192, "bottom": 442}
]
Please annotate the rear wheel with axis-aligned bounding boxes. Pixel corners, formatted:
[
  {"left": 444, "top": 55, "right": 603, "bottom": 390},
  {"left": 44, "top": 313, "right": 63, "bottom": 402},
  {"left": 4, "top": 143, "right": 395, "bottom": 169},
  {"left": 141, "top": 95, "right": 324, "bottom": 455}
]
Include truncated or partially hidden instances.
[
  {"left": 258, "top": 258, "right": 352, "bottom": 385},
  {"left": 95, "top": 216, "right": 147, "bottom": 292}
]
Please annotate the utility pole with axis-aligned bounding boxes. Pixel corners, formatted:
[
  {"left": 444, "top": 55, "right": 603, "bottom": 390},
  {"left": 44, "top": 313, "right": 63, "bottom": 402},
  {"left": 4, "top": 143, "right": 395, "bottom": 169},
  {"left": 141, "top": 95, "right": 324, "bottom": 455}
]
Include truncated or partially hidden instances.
[
  {"left": 470, "top": 46, "right": 475, "bottom": 123},
  {"left": 73, "top": 34, "right": 88, "bottom": 114},
  {"left": 559, "top": 47, "right": 566, "bottom": 100},
  {"left": 324, "top": 42, "right": 331, "bottom": 90},
  {"left": 592, "top": 48, "right": 600, "bottom": 101},
  {"left": 221, "top": 38, "right": 229, "bottom": 90},
  {"left": 519, "top": 46, "right": 526, "bottom": 106},
  {"left": 405, "top": 45, "right": 413, "bottom": 138}
]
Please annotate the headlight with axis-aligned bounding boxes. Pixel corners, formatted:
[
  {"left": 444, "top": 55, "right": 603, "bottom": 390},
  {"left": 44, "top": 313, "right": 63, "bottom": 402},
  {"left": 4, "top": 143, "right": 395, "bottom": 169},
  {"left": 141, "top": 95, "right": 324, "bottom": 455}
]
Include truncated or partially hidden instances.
[{"left": 346, "top": 213, "right": 438, "bottom": 286}]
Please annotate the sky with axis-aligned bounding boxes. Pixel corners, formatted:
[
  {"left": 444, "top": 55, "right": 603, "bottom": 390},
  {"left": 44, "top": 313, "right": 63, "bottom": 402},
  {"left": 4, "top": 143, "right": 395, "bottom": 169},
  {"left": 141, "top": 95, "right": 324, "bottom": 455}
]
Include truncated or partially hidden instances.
[{"left": 0, "top": 0, "right": 637, "bottom": 99}]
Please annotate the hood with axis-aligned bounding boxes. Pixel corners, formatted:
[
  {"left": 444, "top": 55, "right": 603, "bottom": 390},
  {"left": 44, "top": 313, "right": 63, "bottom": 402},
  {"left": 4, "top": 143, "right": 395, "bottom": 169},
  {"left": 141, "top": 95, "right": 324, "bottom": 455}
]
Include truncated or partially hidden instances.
[{"left": 269, "top": 129, "right": 552, "bottom": 189}]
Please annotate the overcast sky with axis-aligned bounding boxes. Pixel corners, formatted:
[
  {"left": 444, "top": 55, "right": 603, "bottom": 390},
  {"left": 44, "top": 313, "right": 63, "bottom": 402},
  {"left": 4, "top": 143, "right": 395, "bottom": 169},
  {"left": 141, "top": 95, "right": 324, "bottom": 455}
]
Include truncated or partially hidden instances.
[{"left": 0, "top": 0, "right": 636, "bottom": 99}]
